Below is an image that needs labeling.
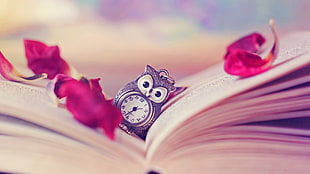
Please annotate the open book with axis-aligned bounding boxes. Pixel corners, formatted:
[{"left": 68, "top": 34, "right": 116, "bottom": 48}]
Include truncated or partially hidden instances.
[{"left": 1, "top": 31, "right": 310, "bottom": 174}]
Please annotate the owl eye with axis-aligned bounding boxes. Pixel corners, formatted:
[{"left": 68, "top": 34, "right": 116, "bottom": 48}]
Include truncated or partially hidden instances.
[
  {"left": 143, "top": 81, "right": 150, "bottom": 88},
  {"left": 138, "top": 75, "right": 153, "bottom": 93},
  {"left": 149, "top": 87, "right": 168, "bottom": 103}
]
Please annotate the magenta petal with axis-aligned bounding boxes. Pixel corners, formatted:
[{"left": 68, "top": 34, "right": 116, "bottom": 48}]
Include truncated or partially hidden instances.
[
  {"left": 0, "top": 52, "right": 14, "bottom": 81},
  {"left": 0, "top": 51, "right": 47, "bottom": 82},
  {"left": 55, "top": 77, "right": 122, "bottom": 140},
  {"left": 224, "top": 20, "right": 278, "bottom": 77},
  {"left": 226, "top": 33, "right": 265, "bottom": 54},
  {"left": 64, "top": 80, "right": 105, "bottom": 127},
  {"left": 24, "top": 40, "right": 71, "bottom": 79},
  {"left": 89, "top": 78, "right": 104, "bottom": 96},
  {"left": 224, "top": 49, "right": 270, "bottom": 77},
  {"left": 52, "top": 74, "right": 76, "bottom": 98},
  {"left": 98, "top": 102, "right": 123, "bottom": 140},
  {"left": 25, "top": 40, "right": 51, "bottom": 59}
]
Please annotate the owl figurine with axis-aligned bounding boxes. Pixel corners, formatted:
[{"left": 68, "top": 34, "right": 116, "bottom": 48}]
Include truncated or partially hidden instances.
[{"left": 113, "top": 65, "right": 176, "bottom": 139}]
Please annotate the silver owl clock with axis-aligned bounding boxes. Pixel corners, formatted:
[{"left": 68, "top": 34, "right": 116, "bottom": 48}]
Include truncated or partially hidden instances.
[{"left": 113, "top": 65, "right": 176, "bottom": 139}]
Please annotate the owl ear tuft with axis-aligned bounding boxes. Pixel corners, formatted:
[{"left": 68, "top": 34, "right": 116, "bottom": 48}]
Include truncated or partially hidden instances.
[{"left": 145, "top": 65, "right": 156, "bottom": 74}]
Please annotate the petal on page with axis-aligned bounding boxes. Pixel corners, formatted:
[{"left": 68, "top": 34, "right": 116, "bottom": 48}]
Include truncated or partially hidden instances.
[
  {"left": 46, "top": 74, "right": 76, "bottom": 106},
  {"left": 24, "top": 40, "right": 78, "bottom": 79},
  {"left": 89, "top": 79, "right": 123, "bottom": 140},
  {"left": 224, "top": 19, "right": 279, "bottom": 77},
  {"left": 50, "top": 74, "right": 122, "bottom": 140},
  {"left": 0, "top": 51, "right": 47, "bottom": 82},
  {"left": 226, "top": 33, "right": 266, "bottom": 54}
]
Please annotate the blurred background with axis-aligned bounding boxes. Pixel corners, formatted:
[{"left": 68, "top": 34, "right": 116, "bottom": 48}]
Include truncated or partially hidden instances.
[{"left": 0, "top": 0, "right": 309, "bottom": 96}]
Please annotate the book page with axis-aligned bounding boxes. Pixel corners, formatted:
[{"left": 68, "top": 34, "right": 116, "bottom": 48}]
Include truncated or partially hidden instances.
[
  {"left": 228, "top": 62, "right": 310, "bottom": 101},
  {"left": 0, "top": 136, "right": 142, "bottom": 174},
  {"left": 154, "top": 84, "right": 310, "bottom": 158},
  {"left": 150, "top": 125, "right": 310, "bottom": 174},
  {"left": 0, "top": 80, "right": 146, "bottom": 166},
  {"left": 0, "top": 114, "right": 137, "bottom": 173},
  {"left": 147, "top": 82, "right": 310, "bottom": 162},
  {"left": 146, "top": 31, "right": 310, "bottom": 160}
]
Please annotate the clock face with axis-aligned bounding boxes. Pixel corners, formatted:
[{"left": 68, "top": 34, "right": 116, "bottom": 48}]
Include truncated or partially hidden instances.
[{"left": 120, "top": 94, "right": 152, "bottom": 125}]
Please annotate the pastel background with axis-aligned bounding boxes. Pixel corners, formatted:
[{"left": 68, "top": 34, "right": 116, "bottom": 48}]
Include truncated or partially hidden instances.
[{"left": 0, "top": 0, "right": 309, "bottom": 95}]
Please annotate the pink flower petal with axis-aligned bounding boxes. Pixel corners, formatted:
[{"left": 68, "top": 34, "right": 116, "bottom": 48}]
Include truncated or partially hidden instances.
[
  {"left": 52, "top": 75, "right": 122, "bottom": 140},
  {"left": 224, "top": 49, "right": 271, "bottom": 77},
  {"left": 226, "top": 33, "right": 265, "bottom": 54},
  {"left": 0, "top": 51, "right": 47, "bottom": 81},
  {"left": 52, "top": 74, "right": 76, "bottom": 98},
  {"left": 0, "top": 51, "right": 14, "bottom": 80},
  {"left": 24, "top": 40, "right": 72, "bottom": 79},
  {"left": 89, "top": 78, "right": 104, "bottom": 96},
  {"left": 224, "top": 19, "right": 278, "bottom": 77}
]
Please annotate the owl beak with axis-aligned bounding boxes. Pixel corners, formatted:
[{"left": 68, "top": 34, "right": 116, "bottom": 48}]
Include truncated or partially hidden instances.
[{"left": 145, "top": 89, "right": 152, "bottom": 97}]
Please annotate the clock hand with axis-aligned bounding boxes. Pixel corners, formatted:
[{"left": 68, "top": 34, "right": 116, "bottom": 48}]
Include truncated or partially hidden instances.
[
  {"left": 132, "top": 106, "right": 143, "bottom": 111},
  {"left": 125, "top": 110, "right": 134, "bottom": 116},
  {"left": 124, "top": 106, "right": 140, "bottom": 116},
  {"left": 135, "top": 107, "right": 143, "bottom": 110}
]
